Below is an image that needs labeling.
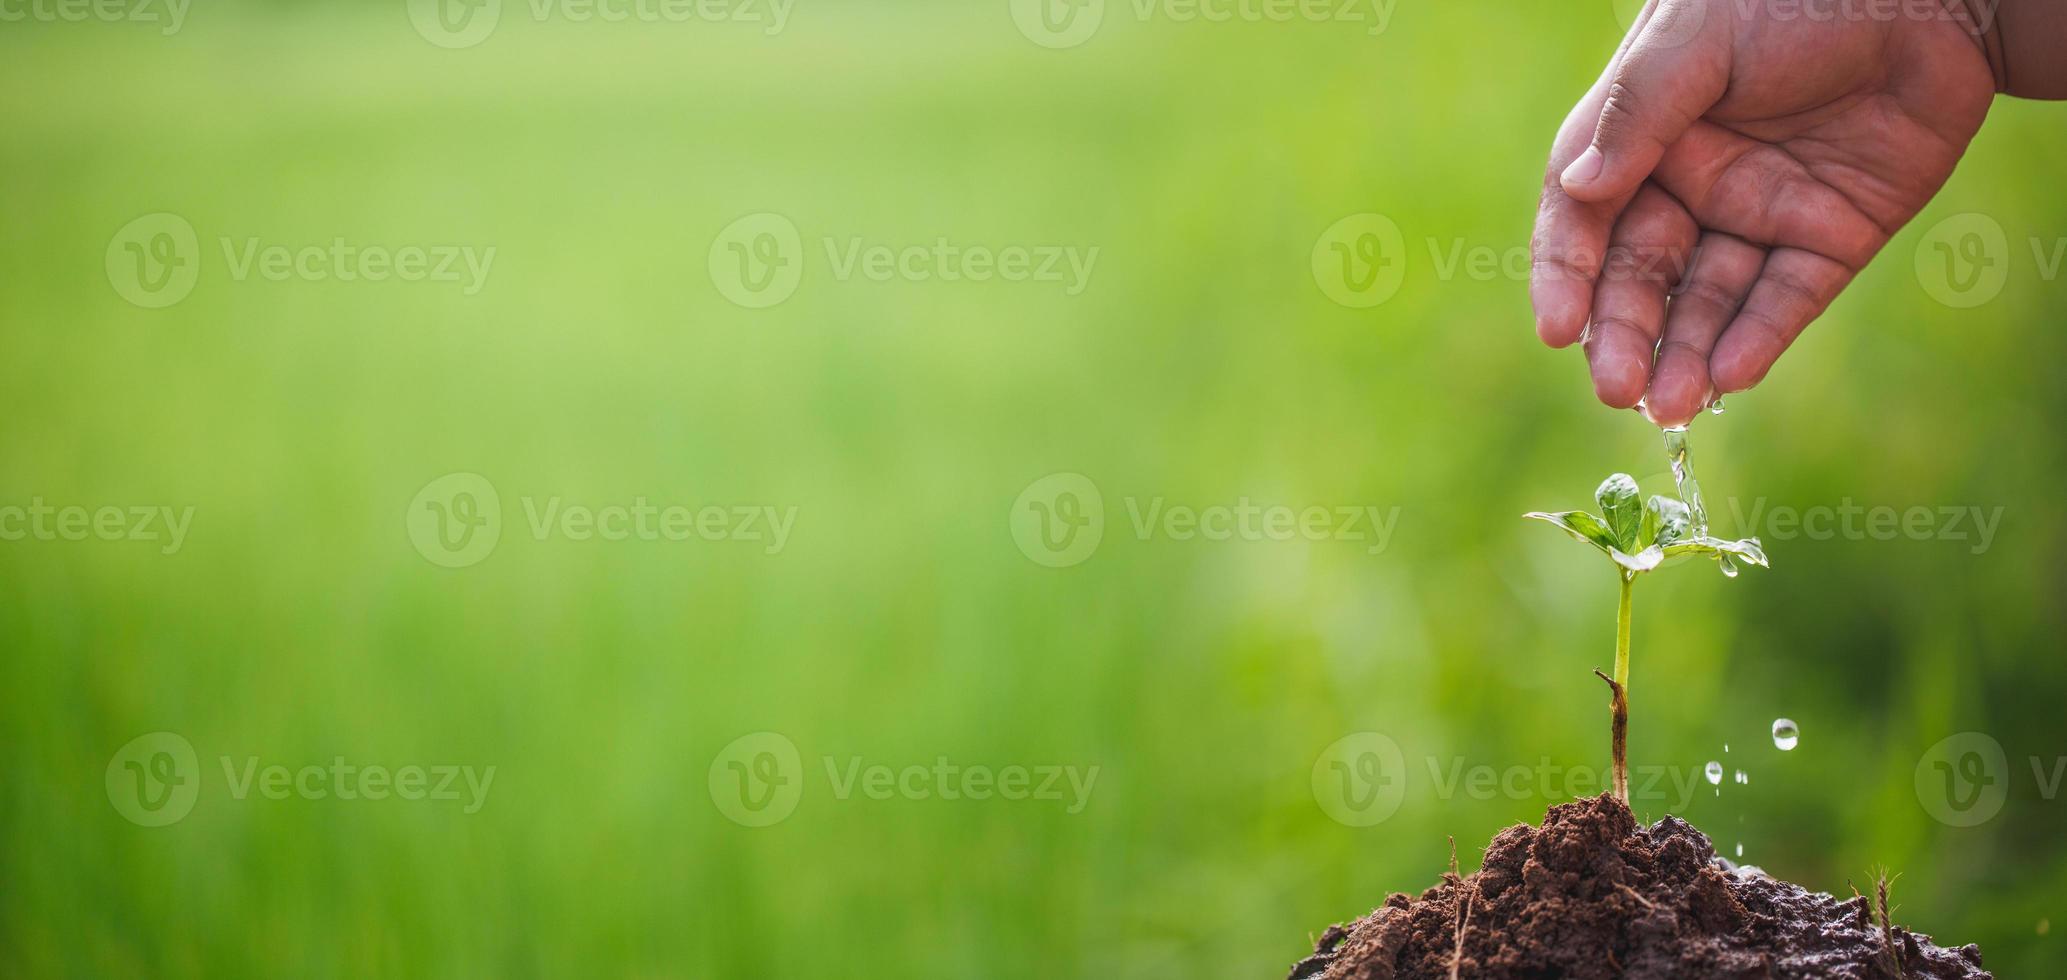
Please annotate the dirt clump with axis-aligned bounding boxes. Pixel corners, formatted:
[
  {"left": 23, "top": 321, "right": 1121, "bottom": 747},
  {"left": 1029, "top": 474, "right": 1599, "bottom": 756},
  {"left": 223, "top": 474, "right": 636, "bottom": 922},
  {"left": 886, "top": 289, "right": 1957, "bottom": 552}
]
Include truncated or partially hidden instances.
[{"left": 1290, "top": 795, "right": 1989, "bottom": 979}]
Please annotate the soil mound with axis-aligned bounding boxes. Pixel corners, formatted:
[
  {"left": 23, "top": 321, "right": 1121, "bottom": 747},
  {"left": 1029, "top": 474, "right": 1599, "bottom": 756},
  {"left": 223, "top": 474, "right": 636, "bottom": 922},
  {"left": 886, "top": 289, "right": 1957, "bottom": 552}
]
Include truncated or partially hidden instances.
[{"left": 1289, "top": 795, "right": 1989, "bottom": 979}]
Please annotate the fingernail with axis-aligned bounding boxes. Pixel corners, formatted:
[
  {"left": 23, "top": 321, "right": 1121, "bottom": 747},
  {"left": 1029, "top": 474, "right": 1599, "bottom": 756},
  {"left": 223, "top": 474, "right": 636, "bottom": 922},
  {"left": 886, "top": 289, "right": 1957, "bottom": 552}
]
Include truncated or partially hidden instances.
[{"left": 1562, "top": 146, "right": 1604, "bottom": 187}]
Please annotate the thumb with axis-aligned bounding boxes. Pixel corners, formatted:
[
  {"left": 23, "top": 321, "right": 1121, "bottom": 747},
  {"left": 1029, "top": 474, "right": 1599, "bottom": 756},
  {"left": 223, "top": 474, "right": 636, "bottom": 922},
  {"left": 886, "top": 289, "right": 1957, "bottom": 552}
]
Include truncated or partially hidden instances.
[{"left": 1561, "top": 0, "right": 1727, "bottom": 202}]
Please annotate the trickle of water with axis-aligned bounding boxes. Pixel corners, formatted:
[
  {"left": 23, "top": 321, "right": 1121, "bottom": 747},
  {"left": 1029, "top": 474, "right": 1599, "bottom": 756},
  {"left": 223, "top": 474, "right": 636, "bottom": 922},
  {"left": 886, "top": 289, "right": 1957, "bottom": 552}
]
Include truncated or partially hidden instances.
[
  {"left": 1661, "top": 424, "right": 1744, "bottom": 574},
  {"left": 1705, "top": 761, "right": 1723, "bottom": 785},
  {"left": 1662, "top": 426, "right": 1709, "bottom": 536},
  {"left": 1772, "top": 718, "right": 1800, "bottom": 751}
]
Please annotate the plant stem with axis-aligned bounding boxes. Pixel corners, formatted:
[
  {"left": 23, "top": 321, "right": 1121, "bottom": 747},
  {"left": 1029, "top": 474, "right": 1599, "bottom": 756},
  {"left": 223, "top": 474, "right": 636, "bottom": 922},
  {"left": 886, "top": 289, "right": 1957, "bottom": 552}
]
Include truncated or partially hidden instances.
[
  {"left": 1615, "top": 574, "right": 1633, "bottom": 694},
  {"left": 1611, "top": 573, "right": 1633, "bottom": 804}
]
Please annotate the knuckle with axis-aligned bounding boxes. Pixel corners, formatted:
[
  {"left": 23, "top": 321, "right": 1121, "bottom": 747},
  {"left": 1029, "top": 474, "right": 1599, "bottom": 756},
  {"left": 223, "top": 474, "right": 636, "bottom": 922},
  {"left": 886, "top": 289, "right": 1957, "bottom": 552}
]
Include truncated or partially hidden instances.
[
  {"left": 1760, "top": 272, "right": 1825, "bottom": 315},
  {"left": 1672, "top": 278, "right": 1741, "bottom": 316},
  {"left": 1603, "top": 81, "right": 1645, "bottom": 123},
  {"left": 1655, "top": 337, "right": 1711, "bottom": 362},
  {"left": 1601, "top": 243, "right": 1678, "bottom": 285},
  {"left": 1530, "top": 245, "right": 1600, "bottom": 282},
  {"left": 1734, "top": 308, "right": 1789, "bottom": 341},
  {"left": 1590, "top": 312, "right": 1654, "bottom": 340},
  {"left": 1597, "top": 80, "right": 1674, "bottom": 152}
]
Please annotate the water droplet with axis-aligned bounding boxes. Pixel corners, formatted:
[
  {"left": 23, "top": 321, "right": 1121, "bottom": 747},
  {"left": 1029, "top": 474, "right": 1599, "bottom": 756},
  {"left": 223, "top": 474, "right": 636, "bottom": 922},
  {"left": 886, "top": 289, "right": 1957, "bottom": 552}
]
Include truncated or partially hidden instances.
[
  {"left": 1723, "top": 743, "right": 1730, "bottom": 753},
  {"left": 1734, "top": 769, "right": 1747, "bottom": 785},
  {"left": 1705, "top": 761, "right": 1723, "bottom": 785},
  {"left": 1735, "top": 843, "right": 1744, "bottom": 858},
  {"left": 1772, "top": 718, "right": 1799, "bottom": 751},
  {"left": 1709, "top": 396, "right": 1726, "bottom": 416}
]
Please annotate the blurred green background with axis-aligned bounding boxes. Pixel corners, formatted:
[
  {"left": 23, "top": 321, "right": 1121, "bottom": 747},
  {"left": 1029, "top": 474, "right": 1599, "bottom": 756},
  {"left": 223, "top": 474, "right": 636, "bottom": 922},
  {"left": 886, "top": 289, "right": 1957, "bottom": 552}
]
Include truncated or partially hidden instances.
[{"left": 4, "top": 0, "right": 2064, "bottom": 976}]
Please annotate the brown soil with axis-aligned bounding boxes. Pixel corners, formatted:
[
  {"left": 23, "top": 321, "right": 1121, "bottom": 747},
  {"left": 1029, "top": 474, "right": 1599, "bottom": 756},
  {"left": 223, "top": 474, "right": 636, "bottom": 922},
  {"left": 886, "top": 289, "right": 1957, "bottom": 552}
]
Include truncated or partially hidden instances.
[{"left": 1289, "top": 795, "right": 1990, "bottom": 980}]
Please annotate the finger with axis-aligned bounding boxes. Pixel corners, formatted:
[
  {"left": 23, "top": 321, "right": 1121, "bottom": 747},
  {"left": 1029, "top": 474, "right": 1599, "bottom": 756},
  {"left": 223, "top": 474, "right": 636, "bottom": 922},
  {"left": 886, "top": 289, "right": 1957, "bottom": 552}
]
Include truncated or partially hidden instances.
[
  {"left": 1532, "top": 27, "right": 1653, "bottom": 349},
  {"left": 1583, "top": 184, "right": 1697, "bottom": 408},
  {"left": 1531, "top": 96, "right": 1620, "bottom": 348},
  {"left": 1531, "top": 2, "right": 1683, "bottom": 347},
  {"left": 1561, "top": 0, "right": 1729, "bottom": 203},
  {"left": 1643, "top": 232, "right": 1764, "bottom": 425},
  {"left": 1710, "top": 247, "right": 1855, "bottom": 393}
]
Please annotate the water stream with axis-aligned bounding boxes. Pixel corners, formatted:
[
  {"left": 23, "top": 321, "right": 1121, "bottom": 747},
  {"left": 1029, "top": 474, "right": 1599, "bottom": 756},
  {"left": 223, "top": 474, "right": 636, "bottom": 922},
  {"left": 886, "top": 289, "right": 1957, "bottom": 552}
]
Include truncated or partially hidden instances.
[{"left": 1662, "top": 422, "right": 1737, "bottom": 576}]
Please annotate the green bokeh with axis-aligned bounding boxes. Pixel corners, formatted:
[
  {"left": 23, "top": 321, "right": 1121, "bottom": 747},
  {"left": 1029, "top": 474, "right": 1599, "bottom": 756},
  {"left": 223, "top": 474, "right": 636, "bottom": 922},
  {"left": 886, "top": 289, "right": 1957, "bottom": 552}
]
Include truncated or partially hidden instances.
[{"left": 4, "top": 1, "right": 2064, "bottom": 976}]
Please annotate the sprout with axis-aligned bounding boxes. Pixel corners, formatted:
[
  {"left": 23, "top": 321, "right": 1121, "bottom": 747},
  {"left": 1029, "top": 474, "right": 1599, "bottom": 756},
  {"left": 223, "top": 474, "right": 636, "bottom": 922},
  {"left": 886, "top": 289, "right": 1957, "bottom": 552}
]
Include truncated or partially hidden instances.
[{"left": 1525, "top": 474, "right": 1767, "bottom": 803}]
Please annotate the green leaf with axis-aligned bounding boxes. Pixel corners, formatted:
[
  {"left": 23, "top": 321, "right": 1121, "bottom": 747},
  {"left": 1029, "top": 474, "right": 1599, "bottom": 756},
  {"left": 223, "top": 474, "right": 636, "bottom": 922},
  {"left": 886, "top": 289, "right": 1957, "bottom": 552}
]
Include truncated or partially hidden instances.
[
  {"left": 1610, "top": 545, "right": 1664, "bottom": 573},
  {"left": 1595, "top": 474, "right": 1642, "bottom": 551},
  {"left": 1662, "top": 535, "right": 1769, "bottom": 569},
  {"left": 1644, "top": 495, "right": 1691, "bottom": 548},
  {"left": 1523, "top": 510, "right": 1618, "bottom": 556}
]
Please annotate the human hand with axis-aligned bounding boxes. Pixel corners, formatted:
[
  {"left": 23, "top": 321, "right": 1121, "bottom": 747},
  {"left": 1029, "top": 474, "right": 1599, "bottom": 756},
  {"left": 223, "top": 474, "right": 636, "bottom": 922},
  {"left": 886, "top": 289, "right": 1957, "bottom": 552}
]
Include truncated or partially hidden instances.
[{"left": 1530, "top": 0, "right": 2001, "bottom": 426}]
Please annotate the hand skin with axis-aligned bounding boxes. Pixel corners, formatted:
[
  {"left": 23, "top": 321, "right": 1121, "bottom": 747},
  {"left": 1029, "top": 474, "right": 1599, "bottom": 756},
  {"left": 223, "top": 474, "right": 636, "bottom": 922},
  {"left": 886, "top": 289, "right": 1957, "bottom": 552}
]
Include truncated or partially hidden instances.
[{"left": 1530, "top": 0, "right": 2065, "bottom": 427}]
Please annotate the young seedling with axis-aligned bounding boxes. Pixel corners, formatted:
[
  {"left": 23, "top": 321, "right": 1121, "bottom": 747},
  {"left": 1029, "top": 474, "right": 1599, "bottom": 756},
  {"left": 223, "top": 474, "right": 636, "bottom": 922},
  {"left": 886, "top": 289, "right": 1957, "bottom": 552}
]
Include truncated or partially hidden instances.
[{"left": 1525, "top": 474, "right": 1768, "bottom": 803}]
